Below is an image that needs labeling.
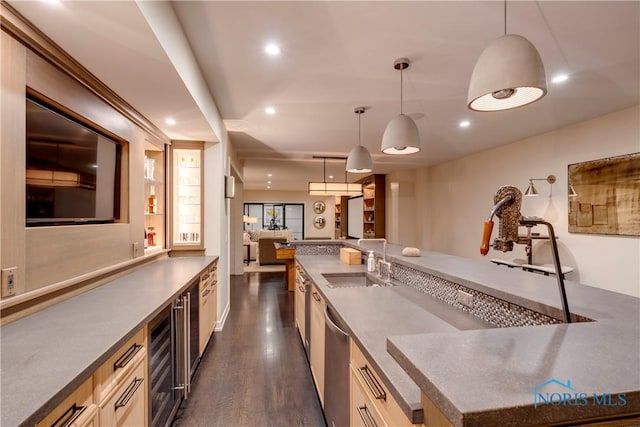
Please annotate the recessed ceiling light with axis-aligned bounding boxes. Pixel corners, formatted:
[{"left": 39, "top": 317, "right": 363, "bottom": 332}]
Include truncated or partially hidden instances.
[
  {"left": 264, "top": 43, "right": 281, "bottom": 56},
  {"left": 459, "top": 120, "right": 471, "bottom": 128},
  {"left": 267, "top": 173, "right": 273, "bottom": 177},
  {"left": 165, "top": 117, "right": 176, "bottom": 126},
  {"left": 267, "top": 186, "right": 271, "bottom": 189},
  {"left": 267, "top": 181, "right": 272, "bottom": 184},
  {"left": 265, "top": 106, "right": 276, "bottom": 115},
  {"left": 328, "top": 175, "right": 334, "bottom": 179},
  {"left": 552, "top": 73, "right": 569, "bottom": 84},
  {"left": 42, "top": 0, "right": 61, "bottom": 3}
]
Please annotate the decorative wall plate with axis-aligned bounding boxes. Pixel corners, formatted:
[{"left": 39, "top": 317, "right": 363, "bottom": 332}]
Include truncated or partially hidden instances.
[
  {"left": 313, "top": 200, "right": 326, "bottom": 214},
  {"left": 313, "top": 216, "right": 326, "bottom": 229}
]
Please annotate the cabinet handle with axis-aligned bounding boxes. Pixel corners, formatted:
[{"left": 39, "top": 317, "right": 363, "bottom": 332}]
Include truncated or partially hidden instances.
[
  {"left": 356, "top": 405, "right": 378, "bottom": 427},
  {"left": 201, "top": 289, "right": 210, "bottom": 298},
  {"left": 51, "top": 403, "right": 86, "bottom": 427},
  {"left": 114, "top": 377, "right": 144, "bottom": 410},
  {"left": 298, "top": 285, "right": 305, "bottom": 293},
  {"left": 113, "top": 343, "right": 143, "bottom": 371},
  {"left": 312, "top": 292, "right": 321, "bottom": 302},
  {"left": 358, "top": 365, "right": 386, "bottom": 401}
]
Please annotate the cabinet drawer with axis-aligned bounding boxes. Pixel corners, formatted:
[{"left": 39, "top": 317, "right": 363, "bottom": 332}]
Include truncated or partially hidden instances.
[
  {"left": 36, "top": 377, "right": 94, "bottom": 427},
  {"left": 99, "top": 358, "right": 146, "bottom": 427},
  {"left": 351, "top": 340, "right": 418, "bottom": 427},
  {"left": 94, "top": 328, "right": 146, "bottom": 404},
  {"left": 351, "top": 367, "right": 386, "bottom": 427}
]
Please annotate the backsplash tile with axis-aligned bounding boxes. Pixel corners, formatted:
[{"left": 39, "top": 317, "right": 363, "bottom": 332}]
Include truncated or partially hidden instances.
[
  {"left": 294, "top": 244, "right": 341, "bottom": 256},
  {"left": 392, "top": 263, "right": 569, "bottom": 327}
]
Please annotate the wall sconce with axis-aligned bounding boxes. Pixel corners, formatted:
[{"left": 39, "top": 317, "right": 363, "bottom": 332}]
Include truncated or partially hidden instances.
[{"left": 524, "top": 174, "right": 556, "bottom": 196}]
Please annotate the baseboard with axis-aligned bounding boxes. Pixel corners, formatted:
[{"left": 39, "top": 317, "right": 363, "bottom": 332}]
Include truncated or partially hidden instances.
[{"left": 215, "top": 300, "right": 230, "bottom": 332}]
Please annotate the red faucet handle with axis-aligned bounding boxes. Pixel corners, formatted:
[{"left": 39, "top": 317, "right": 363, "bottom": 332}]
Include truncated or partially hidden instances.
[{"left": 480, "top": 220, "right": 494, "bottom": 256}]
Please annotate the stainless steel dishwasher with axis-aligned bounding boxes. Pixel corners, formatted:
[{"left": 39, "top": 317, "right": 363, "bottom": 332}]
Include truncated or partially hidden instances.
[{"left": 324, "top": 305, "right": 350, "bottom": 427}]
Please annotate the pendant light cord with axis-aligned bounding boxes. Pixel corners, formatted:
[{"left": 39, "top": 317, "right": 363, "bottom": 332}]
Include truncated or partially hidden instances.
[
  {"left": 504, "top": 0, "right": 507, "bottom": 35},
  {"left": 358, "top": 111, "right": 362, "bottom": 146},
  {"left": 400, "top": 67, "right": 404, "bottom": 115}
]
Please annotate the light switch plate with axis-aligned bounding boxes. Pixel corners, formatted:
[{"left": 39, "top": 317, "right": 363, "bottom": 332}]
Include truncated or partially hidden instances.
[
  {"left": 2, "top": 267, "right": 17, "bottom": 297},
  {"left": 457, "top": 289, "right": 473, "bottom": 308}
]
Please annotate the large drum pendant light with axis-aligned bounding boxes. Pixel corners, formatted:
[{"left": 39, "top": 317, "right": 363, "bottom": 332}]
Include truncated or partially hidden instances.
[
  {"left": 381, "top": 58, "right": 421, "bottom": 155},
  {"left": 346, "top": 107, "right": 373, "bottom": 173},
  {"left": 467, "top": 1, "right": 547, "bottom": 111}
]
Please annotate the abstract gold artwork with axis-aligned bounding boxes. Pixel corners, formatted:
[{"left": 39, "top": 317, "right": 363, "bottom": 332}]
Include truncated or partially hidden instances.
[{"left": 568, "top": 153, "right": 640, "bottom": 236}]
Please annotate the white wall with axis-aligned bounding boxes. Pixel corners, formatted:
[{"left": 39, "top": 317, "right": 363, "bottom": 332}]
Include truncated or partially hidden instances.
[
  {"left": 402, "top": 106, "right": 639, "bottom": 297},
  {"left": 244, "top": 190, "right": 335, "bottom": 240}
]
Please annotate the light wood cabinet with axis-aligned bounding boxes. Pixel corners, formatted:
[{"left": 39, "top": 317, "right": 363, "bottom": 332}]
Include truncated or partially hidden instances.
[
  {"left": 94, "top": 328, "right": 147, "bottom": 403},
  {"left": 169, "top": 141, "right": 204, "bottom": 255},
  {"left": 36, "top": 377, "right": 98, "bottom": 427},
  {"left": 359, "top": 174, "right": 385, "bottom": 239},
  {"left": 99, "top": 358, "right": 147, "bottom": 427},
  {"left": 351, "top": 340, "right": 419, "bottom": 427},
  {"left": 351, "top": 366, "right": 386, "bottom": 427},
  {"left": 310, "top": 283, "right": 326, "bottom": 406},
  {"left": 199, "top": 261, "right": 218, "bottom": 355},
  {"left": 294, "top": 262, "right": 306, "bottom": 342},
  {"left": 144, "top": 145, "right": 165, "bottom": 253},
  {"left": 334, "top": 195, "right": 348, "bottom": 239}
]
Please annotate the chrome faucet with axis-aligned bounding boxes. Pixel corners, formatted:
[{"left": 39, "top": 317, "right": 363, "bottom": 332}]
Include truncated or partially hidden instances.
[{"left": 357, "top": 238, "right": 391, "bottom": 281}]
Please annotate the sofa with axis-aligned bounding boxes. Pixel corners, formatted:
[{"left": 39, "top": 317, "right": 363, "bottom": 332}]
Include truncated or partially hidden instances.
[{"left": 256, "top": 229, "right": 293, "bottom": 265}]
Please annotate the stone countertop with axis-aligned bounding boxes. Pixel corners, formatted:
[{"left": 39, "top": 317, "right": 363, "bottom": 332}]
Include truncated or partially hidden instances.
[
  {"left": 297, "top": 245, "right": 640, "bottom": 426},
  {"left": 342, "top": 239, "right": 638, "bottom": 322},
  {"left": 296, "top": 255, "right": 492, "bottom": 423},
  {"left": 387, "top": 322, "right": 640, "bottom": 427},
  {"left": 0, "top": 256, "right": 217, "bottom": 427}
]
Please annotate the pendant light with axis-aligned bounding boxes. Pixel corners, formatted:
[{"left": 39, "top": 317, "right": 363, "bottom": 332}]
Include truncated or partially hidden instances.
[
  {"left": 308, "top": 156, "right": 362, "bottom": 196},
  {"left": 381, "top": 58, "right": 421, "bottom": 155},
  {"left": 346, "top": 107, "right": 373, "bottom": 173},
  {"left": 467, "top": 0, "right": 547, "bottom": 111}
]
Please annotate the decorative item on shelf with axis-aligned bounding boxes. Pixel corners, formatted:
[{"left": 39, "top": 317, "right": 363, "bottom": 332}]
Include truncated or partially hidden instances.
[
  {"left": 313, "top": 201, "right": 326, "bottom": 214},
  {"left": 308, "top": 156, "right": 362, "bottom": 196},
  {"left": 313, "top": 216, "right": 326, "bottom": 229},
  {"left": 467, "top": 0, "right": 547, "bottom": 111},
  {"left": 524, "top": 175, "right": 556, "bottom": 196},
  {"left": 148, "top": 185, "right": 157, "bottom": 214},
  {"left": 346, "top": 107, "right": 373, "bottom": 173},
  {"left": 144, "top": 156, "right": 155, "bottom": 180},
  {"left": 381, "top": 58, "right": 421, "bottom": 155},
  {"left": 147, "top": 227, "right": 156, "bottom": 247}
]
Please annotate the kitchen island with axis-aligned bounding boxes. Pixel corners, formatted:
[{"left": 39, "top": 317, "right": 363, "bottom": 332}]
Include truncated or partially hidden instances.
[{"left": 295, "top": 240, "right": 640, "bottom": 426}]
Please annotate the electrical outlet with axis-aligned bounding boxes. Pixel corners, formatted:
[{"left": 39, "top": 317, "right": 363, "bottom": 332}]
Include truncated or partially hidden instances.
[
  {"left": 2, "top": 267, "right": 17, "bottom": 297},
  {"left": 132, "top": 242, "right": 141, "bottom": 258},
  {"left": 457, "top": 290, "right": 473, "bottom": 308}
]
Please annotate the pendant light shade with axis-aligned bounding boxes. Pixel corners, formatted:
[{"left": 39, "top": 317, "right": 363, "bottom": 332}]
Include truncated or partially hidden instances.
[
  {"left": 382, "top": 58, "right": 421, "bottom": 155},
  {"left": 468, "top": 34, "right": 547, "bottom": 111},
  {"left": 346, "top": 107, "right": 373, "bottom": 173},
  {"left": 346, "top": 145, "right": 373, "bottom": 173},
  {"left": 381, "top": 114, "right": 421, "bottom": 155}
]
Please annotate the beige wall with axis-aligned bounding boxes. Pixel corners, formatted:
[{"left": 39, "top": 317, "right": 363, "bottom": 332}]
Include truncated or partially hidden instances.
[
  {"left": 394, "top": 106, "right": 639, "bottom": 297},
  {"left": 0, "top": 28, "right": 165, "bottom": 301},
  {"left": 244, "top": 190, "right": 335, "bottom": 240}
]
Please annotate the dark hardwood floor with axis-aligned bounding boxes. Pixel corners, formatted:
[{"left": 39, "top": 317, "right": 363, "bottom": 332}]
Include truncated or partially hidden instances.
[{"left": 172, "top": 272, "right": 326, "bottom": 427}]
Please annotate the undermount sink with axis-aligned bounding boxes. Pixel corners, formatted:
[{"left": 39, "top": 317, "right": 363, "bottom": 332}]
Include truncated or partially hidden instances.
[{"left": 322, "top": 272, "right": 393, "bottom": 289}]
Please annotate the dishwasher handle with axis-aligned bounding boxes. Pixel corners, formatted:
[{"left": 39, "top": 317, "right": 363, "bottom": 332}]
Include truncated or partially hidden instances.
[{"left": 324, "top": 306, "right": 349, "bottom": 340}]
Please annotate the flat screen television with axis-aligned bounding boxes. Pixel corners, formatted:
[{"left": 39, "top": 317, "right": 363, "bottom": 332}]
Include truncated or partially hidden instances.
[{"left": 26, "top": 97, "right": 121, "bottom": 226}]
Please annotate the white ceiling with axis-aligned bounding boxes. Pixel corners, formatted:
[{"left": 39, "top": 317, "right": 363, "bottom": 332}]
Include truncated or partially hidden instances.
[{"left": 9, "top": 1, "right": 640, "bottom": 192}]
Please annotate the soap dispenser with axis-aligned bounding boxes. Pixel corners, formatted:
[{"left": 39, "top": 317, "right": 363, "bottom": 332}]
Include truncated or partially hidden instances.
[{"left": 367, "top": 251, "right": 376, "bottom": 272}]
